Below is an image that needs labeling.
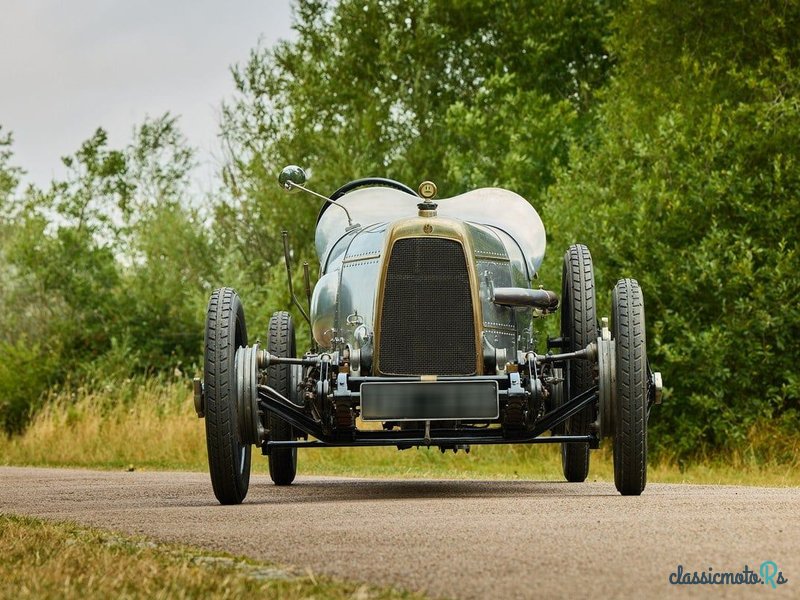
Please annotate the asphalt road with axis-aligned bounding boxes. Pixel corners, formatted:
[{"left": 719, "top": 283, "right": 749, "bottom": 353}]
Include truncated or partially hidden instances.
[{"left": 1, "top": 467, "right": 797, "bottom": 599}]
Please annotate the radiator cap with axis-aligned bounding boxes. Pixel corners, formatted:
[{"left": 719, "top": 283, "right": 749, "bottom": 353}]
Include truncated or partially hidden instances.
[
  {"left": 417, "top": 181, "right": 438, "bottom": 216},
  {"left": 418, "top": 180, "right": 437, "bottom": 199}
]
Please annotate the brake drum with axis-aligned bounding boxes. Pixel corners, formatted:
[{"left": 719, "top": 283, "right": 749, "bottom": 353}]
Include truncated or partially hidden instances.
[
  {"left": 596, "top": 322, "right": 616, "bottom": 438},
  {"left": 236, "top": 344, "right": 263, "bottom": 445}
]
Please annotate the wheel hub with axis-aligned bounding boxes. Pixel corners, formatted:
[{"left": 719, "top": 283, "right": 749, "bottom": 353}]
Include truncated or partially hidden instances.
[
  {"left": 596, "top": 318, "right": 616, "bottom": 438},
  {"left": 236, "top": 344, "right": 263, "bottom": 445}
]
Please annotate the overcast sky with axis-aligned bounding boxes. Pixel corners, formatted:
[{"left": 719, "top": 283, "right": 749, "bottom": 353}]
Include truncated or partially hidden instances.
[{"left": 0, "top": 0, "right": 294, "bottom": 190}]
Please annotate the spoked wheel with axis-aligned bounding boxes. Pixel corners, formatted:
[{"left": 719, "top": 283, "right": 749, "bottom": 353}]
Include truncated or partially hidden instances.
[
  {"left": 204, "top": 287, "right": 251, "bottom": 505},
  {"left": 612, "top": 279, "right": 648, "bottom": 496},
  {"left": 559, "top": 244, "right": 597, "bottom": 482},
  {"left": 266, "top": 311, "right": 298, "bottom": 485}
]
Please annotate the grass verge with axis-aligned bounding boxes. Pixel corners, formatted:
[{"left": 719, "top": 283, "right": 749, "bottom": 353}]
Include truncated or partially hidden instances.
[
  {"left": 1, "top": 378, "right": 798, "bottom": 487},
  {"left": 0, "top": 513, "right": 422, "bottom": 600}
]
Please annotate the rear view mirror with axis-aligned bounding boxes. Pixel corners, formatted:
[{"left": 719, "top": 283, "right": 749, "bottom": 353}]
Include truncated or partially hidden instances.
[{"left": 278, "top": 165, "right": 308, "bottom": 191}]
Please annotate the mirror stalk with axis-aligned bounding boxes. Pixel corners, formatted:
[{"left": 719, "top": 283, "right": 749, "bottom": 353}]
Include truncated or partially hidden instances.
[
  {"left": 284, "top": 180, "right": 360, "bottom": 230},
  {"left": 279, "top": 165, "right": 360, "bottom": 230}
]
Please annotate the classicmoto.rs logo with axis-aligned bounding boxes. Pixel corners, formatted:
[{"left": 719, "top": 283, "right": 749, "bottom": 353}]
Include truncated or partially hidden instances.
[{"left": 669, "top": 562, "right": 788, "bottom": 588}]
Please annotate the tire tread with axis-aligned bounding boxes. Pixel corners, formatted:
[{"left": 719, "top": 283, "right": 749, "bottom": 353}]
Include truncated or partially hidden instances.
[
  {"left": 267, "top": 311, "right": 297, "bottom": 486},
  {"left": 612, "top": 279, "right": 648, "bottom": 495},
  {"left": 204, "top": 288, "right": 250, "bottom": 504},
  {"left": 560, "top": 244, "right": 597, "bottom": 482}
]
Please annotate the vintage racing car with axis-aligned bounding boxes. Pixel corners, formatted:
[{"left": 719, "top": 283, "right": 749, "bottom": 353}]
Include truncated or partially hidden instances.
[{"left": 194, "top": 166, "right": 662, "bottom": 503}]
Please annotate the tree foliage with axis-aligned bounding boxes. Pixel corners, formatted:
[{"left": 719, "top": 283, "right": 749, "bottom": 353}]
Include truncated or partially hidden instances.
[
  {"left": 0, "top": 116, "right": 216, "bottom": 432},
  {"left": 547, "top": 0, "right": 800, "bottom": 457},
  {"left": 2, "top": 0, "right": 798, "bottom": 462}
]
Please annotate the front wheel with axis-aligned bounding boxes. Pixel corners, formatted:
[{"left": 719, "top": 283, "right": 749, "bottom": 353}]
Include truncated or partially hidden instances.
[
  {"left": 612, "top": 279, "right": 648, "bottom": 496},
  {"left": 204, "top": 287, "right": 251, "bottom": 505},
  {"left": 559, "top": 244, "right": 597, "bottom": 482}
]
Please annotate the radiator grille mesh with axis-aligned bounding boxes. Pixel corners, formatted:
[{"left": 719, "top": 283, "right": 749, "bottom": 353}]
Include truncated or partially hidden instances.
[{"left": 378, "top": 237, "right": 476, "bottom": 375}]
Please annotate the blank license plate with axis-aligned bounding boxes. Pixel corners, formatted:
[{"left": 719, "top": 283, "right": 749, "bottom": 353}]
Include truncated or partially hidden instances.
[{"left": 360, "top": 380, "right": 499, "bottom": 421}]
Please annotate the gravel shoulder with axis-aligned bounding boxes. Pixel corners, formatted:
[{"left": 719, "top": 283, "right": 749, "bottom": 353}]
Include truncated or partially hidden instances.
[{"left": 1, "top": 466, "right": 797, "bottom": 599}]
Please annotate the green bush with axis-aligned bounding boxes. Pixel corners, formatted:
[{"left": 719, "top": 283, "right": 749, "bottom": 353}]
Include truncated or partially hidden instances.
[
  {"left": 0, "top": 117, "right": 217, "bottom": 433},
  {"left": 547, "top": 0, "right": 800, "bottom": 458},
  {"left": 0, "top": 339, "right": 59, "bottom": 434}
]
